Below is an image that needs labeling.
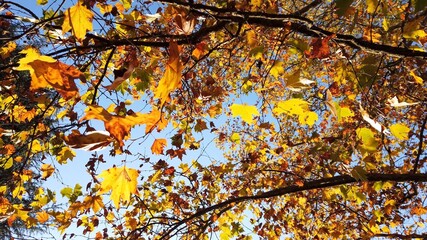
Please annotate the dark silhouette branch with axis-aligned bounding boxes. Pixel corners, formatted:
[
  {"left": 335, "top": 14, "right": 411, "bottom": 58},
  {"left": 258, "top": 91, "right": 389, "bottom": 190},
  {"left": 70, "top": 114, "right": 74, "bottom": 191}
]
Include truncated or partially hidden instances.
[
  {"left": 374, "top": 233, "right": 427, "bottom": 239},
  {"left": 413, "top": 114, "right": 427, "bottom": 173}
]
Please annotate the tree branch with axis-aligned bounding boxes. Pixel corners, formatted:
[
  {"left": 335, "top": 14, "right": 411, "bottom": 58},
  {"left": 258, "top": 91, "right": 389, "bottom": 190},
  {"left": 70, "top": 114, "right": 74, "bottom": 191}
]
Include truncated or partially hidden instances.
[
  {"left": 156, "top": 173, "right": 427, "bottom": 238},
  {"left": 413, "top": 114, "right": 427, "bottom": 173}
]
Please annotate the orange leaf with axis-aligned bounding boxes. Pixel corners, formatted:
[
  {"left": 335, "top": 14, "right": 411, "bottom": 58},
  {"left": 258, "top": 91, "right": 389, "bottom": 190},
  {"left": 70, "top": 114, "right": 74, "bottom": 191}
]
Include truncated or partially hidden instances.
[
  {"left": 305, "top": 35, "right": 333, "bottom": 59},
  {"left": 62, "top": 1, "right": 94, "bottom": 42},
  {"left": 41, "top": 164, "right": 55, "bottom": 179},
  {"left": 15, "top": 48, "right": 81, "bottom": 100},
  {"left": 105, "top": 64, "right": 135, "bottom": 90},
  {"left": 81, "top": 106, "right": 168, "bottom": 147},
  {"left": 82, "top": 195, "right": 104, "bottom": 213},
  {"left": 154, "top": 42, "right": 184, "bottom": 104},
  {"left": 36, "top": 211, "right": 49, "bottom": 224},
  {"left": 151, "top": 138, "right": 167, "bottom": 155}
]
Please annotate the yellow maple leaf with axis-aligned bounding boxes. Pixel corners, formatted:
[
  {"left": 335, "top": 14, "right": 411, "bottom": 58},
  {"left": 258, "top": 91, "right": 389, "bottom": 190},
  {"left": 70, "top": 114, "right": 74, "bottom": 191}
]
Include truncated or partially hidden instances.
[
  {"left": 41, "top": 164, "right": 55, "bottom": 179},
  {"left": 154, "top": 42, "right": 184, "bottom": 104},
  {"left": 15, "top": 47, "right": 81, "bottom": 100},
  {"left": 151, "top": 138, "right": 167, "bottom": 155},
  {"left": 81, "top": 106, "right": 168, "bottom": 148},
  {"left": 62, "top": 1, "right": 94, "bottom": 42},
  {"left": 82, "top": 195, "right": 104, "bottom": 213},
  {"left": 273, "top": 99, "right": 318, "bottom": 126},
  {"left": 389, "top": 123, "right": 410, "bottom": 140},
  {"left": 366, "top": 0, "right": 378, "bottom": 14},
  {"left": 98, "top": 166, "right": 139, "bottom": 209},
  {"left": 230, "top": 103, "right": 260, "bottom": 124},
  {"left": 356, "top": 127, "right": 378, "bottom": 153}
]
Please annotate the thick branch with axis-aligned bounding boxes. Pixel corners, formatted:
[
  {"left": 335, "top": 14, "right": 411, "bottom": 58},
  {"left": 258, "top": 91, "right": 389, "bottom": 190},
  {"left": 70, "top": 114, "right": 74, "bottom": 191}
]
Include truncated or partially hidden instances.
[
  {"left": 156, "top": 173, "right": 427, "bottom": 239},
  {"left": 374, "top": 233, "right": 427, "bottom": 239},
  {"left": 157, "top": 0, "right": 427, "bottom": 58},
  {"left": 413, "top": 114, "right": 427, "bottom": 173}
]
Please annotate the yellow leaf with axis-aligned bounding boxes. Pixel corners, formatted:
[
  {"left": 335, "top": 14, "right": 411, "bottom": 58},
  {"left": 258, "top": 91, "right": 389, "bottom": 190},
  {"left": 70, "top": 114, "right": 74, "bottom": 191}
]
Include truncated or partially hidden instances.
[
  {"left": 230, "top": 104, "right": 260, "bottom": 124},
  {"left": 37, "top": 0, "right": 48, "bottom": 5},
  {"left": 83, "top": 195, "right": 104, "bottom": 213},
  {"left": 98, "top": 166, "right": 139, "bottom": 209},
  {"left": 366, "top": 0, "right": 378, "bottom": 14},
  {"left": 409, "top": 70, "right": 424, "bottom": 84},
  {"left": 389, "top": 123, "right": 410, "bottom": 140},
  {"left": 273, "top": 99, "right": 318, "bottom": 126},
  {"left": 337, "top": 106, "right": 354, "bottom": 122},
  {"left": 274, "top": 98, "right": 308, "bottom": 115},
  {"left": 270, "top": 61, "right": 284, "bottom": 79},
  {"left": 154, "top": 42, "right": 184, "bottom": 104},
  {"left": 15, "top": 47, "right": 82, "bottom": 100},
  {"left": 403, "top": 19, "right": 427, "bottom": 40},
  {"left": 120, "top": 0, "right": 132, "bottom": 10},
  {"left": 251, "top": 0, "right": 262, "bottom": 7},
  {"left": 62, "top": 1, "right": 94, "bottom": 42},
  {"left": 56, "top": 147, "right": 76, "bottom": 164},
  {"left": 0, "top": 41, "right": 16, "bottom": 59},
  {"left": 299, "top": 111, "right": 318, "bottom": 126},
  {"left": 230, "top": 132, "right": 241, "bottom": 143},
  {"left": 41, "top": 164, "right": 55, "bottom": 179},
  {"left": 246, "top": 30, "right": 258, "bottom": 48},
  {"left": 356, "top": 127, "right": 378, "bottom": 152},
  {"left": 151, "top": 138, "right": 167, "bottom": 155}
]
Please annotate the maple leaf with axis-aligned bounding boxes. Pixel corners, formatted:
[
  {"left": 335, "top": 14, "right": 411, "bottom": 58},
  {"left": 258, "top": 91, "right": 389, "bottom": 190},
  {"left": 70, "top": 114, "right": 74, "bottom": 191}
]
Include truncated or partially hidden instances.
[
  {"left": 273, "top": 99, "right": 318, "bottom": 126},
  {"left": 305, "top": 35, "right": 333, "bottom": 59},
  {"left": 389, "top": 123, "right": 410, "bottom": 140},
  {"left": 81, "top": 106, "right": 168, "bottom": 148},
  {"left": 154, "top": 42, "right": 184, "bottom": 104},
  {"left": 41, "top": 164, "right": 55, "bottom": 179},
  {"left": 15, "top": 47, "right": 81, "bottom": 100},
  {"left": 36, "top": 211, "right": 49, "bottom": 224},
  {"left": 230, "top": 103, "right": 260, "bottom": 124},
  {"left": 62, "top": 1, "right": 94, "bottom": 42},
  {"left": 82, "top": 195, "right": 104, "bottom": 213},
  {"left": 151, "top": 138, "right": 167, "bottom": 155},
  {"left": 98, "top": 166, "right": 139, "bottom": 209}
]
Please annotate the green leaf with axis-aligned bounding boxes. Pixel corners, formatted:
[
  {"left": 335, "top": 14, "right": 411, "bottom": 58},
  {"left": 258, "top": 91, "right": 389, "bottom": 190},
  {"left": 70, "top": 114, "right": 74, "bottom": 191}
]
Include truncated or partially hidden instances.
[
  {"left": 414, "top": 0, "right": 427, "bottom": 12},
  {"left": 389, "top": 123, "right": 410, "bottom": 140},
  {"left": 335, "top": 0, "right": 354, "bottom": 16},
  {"left": 351, "top": 166, "right": 367, "bottom": 181}
]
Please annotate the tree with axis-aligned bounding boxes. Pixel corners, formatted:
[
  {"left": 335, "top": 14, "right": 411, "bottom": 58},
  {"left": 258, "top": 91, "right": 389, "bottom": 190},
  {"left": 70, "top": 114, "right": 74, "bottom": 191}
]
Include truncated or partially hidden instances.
[
  {"left": 0, "top": 7, "right": 61, "bottom": 239},
  {"left": 1, "top": 0, "right": 427, "bottom": 239}
]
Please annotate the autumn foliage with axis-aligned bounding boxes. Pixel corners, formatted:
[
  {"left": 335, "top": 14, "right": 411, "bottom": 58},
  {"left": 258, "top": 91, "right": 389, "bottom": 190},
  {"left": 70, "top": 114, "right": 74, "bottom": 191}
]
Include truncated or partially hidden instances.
[{"left": 1, "top": 0, "right": 427, "bottom": 239}]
